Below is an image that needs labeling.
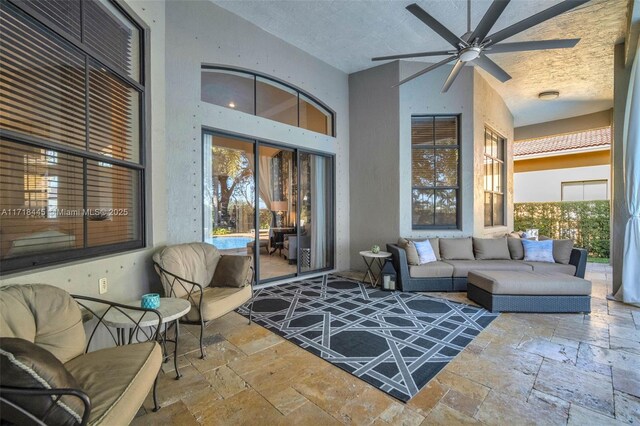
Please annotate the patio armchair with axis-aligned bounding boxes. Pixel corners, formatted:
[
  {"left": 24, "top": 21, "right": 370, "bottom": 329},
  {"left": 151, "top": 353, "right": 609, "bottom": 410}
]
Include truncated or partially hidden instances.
[
  {"left": 0, "top": 284, "right": 163, "bottom": 426},
  {"left": 152, "top": 242, "right": 254, "bottom": 358}
]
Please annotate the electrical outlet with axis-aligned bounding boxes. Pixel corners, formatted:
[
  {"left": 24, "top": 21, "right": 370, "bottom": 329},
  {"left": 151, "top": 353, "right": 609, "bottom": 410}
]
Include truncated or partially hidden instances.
[{"left": 99, "top": 277, "right": 108, "bottom": 294}]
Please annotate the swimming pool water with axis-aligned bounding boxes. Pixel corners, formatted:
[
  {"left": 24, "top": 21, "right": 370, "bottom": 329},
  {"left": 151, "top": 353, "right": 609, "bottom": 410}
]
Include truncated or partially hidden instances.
[{"left": 206, "top": 236, "right": 253, "bottom": 250}]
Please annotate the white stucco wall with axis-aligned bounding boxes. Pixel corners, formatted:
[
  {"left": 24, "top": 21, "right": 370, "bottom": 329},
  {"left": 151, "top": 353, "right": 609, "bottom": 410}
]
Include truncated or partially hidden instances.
[
  {"left": 398, "top": 62, "right": 476, "bottom": 238},
  {"left": 514, "top": 164, "right": 611, "bottom": 203},
  {"left": 164, "top": 0, "right": 350, "bottom": 271},
  {"left": 1, "top": 0, "right": 351, "bottom": 295},
  {"left": 1, "top": 0, "right": 167, "bottom": 299},
  {"left": 473, "top": 71, "right": 515, "bottom": 237},
  {"left": 349, "top": 61, "right": 514, "bottom": 268}
]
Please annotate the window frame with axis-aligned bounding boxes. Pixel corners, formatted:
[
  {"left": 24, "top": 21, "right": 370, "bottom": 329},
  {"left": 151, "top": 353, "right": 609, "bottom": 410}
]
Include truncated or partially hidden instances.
[
  {"left": 483, "top": 126, "right": 506, "bottom": 228},
  {"left": 201, "top": 65, "right": 336, "bottom": 137},
  {"left": 0, "top": 0, "right": 150, "bottom": 274},
  {"left": 411, "top": 114, "right": 461, "bottom": 230},
  {"left": 561, "top": 179, "right": 609, "bottom": 201}
]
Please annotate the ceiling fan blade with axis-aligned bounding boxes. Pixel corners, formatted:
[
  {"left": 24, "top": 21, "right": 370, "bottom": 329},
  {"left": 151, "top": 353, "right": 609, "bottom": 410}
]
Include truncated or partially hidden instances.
[
  {"left": 468, "top": 0, "right": 511, "bottom": 44},
  {"left": 395, "top": 55, "right": 458, "bottom": 86},
  {"left": 406, "top": 3, "right": 463, "bottom": 48},
  {"left": 473, "top": 54, "right": 511, "bottom": 82},
  {"left": 486, "top": 38, "right": 580, "bottom": 54},
  {"left": 372, "top": 50, "right": 452, "bottom": 61},
  {"left": 441, "top": 60, "right": 464, "bottom": 93},
  {"left": 486, "top": 0, "right": 589, "bottom": 46}
]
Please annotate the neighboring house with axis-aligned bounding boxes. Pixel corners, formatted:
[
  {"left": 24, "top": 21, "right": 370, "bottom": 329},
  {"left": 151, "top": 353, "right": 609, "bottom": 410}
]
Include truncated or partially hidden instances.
[{"left": 513, "top": 127, "right": 611, "bottom": 203}]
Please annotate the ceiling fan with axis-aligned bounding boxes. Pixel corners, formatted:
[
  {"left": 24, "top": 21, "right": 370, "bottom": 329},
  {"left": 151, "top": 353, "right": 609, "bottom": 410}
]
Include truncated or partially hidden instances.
[{"left": 372, "top": 0, "right": 588, "bottom": 91}]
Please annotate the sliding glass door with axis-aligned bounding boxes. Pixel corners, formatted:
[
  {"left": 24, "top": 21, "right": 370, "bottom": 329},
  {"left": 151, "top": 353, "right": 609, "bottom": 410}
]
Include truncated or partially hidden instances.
[
  {"left": 203, "top": 131, "right": 334, "bottom": 285},
  {"left": 203, "top": 134, "right": 255, "bottom": 252},
  {"left": 257, "top": 145, "right": 297, "bottom": 280}
]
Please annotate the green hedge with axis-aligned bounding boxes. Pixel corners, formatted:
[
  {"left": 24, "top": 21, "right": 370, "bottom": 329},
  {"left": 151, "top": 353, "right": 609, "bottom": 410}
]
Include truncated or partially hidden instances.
[{"left": 514, "top": 200, "right": 610, "bottom": 258}]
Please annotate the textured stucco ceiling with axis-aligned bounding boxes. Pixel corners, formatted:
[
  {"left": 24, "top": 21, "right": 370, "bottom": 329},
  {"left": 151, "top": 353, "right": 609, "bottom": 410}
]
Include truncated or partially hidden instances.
[{"left": 213, "top": 0, "right": 627, "bottom": 126}]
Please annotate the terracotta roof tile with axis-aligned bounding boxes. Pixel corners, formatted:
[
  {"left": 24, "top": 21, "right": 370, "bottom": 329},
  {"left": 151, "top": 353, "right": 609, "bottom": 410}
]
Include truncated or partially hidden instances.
[{"left": 514, "top": 127, "right": 611, "bottom": 157}]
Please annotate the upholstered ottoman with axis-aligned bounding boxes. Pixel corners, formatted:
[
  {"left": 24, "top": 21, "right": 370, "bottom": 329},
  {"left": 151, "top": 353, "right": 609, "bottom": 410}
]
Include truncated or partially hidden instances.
[{"left": 467, "top": 270, "right": 591, "bottom": 313}]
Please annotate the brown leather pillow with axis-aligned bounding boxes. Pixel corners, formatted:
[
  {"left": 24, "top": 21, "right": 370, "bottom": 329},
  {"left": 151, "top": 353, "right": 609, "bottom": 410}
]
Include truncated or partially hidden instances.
[
  {"left": 0, "top": 338, "right": 85, "bottom": 426},
  {"left": 211, "top": 255, "right": 251, "bottom": 288}
]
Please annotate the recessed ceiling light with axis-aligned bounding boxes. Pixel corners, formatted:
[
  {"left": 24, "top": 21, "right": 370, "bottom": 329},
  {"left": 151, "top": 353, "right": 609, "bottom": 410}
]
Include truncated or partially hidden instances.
[
  {"left": 228, "top": 102, "right": 236, "bottom": 108},
  {"left": 538, "top": 91, "right": 559, "bottom": 100}
]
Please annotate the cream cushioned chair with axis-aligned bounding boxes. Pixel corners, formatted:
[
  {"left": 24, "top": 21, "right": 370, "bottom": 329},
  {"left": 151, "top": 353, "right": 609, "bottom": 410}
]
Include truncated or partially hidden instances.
[
  {"left": 0, "top": 284, "right": 163, "bottom": 426},
  {"left": 152, "top": 242, "right": 254, "bottom": 358}
]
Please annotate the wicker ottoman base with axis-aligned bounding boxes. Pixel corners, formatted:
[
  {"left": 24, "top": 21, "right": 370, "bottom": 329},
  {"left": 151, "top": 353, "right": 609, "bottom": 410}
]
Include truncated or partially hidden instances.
[
  {"left": 467, "top": 270, "right": 592, "bottom": 314},
  {"left": 468, "top": 284, "right": 591, "bottom": 313}
]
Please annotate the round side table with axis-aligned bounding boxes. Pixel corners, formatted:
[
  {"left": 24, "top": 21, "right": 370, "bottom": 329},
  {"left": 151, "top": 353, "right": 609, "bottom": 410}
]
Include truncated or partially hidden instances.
[
  {"left": 359, "top": 250, "right": 392, "bottom": 287},
  {"left": 103, "top": 297, "right": 191, "bottom": 412}
]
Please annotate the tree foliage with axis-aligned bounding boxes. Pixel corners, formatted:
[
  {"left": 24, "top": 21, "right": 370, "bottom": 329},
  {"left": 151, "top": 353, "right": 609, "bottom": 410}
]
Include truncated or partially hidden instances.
[
  {"left": 514, "top": 201, "right": 610, "bottom": 258},
  {"left": 211, "top": 146, "right": 253, "bottom": 226}
]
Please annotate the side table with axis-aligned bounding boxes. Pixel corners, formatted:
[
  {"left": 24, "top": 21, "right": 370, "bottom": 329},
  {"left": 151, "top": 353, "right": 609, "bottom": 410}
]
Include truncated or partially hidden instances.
[
  {"left": 103, "top": 297, "right": 191, "bottom": 411},
  {"left": 359, "top": 250, "right": 392, "bottom": 287}
]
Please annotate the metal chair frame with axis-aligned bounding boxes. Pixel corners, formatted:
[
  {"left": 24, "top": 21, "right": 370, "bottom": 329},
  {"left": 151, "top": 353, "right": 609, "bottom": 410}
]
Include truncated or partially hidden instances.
[
  {"left": 0, "top": 295, "right": 163, "bottom": 423},
  {"left": 153, "top": 261, "right": 255, "bottom": 359}
]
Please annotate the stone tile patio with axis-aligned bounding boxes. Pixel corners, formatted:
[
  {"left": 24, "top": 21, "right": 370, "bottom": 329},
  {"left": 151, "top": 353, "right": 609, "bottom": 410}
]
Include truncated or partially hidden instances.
[{"left": 133, "top": 264, "right": 640, "bottom": 425}]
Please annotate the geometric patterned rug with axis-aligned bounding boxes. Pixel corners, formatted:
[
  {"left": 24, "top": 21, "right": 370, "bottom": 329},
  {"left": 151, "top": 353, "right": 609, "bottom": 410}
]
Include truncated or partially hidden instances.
[{"left": 237, "top": 274, "right": 498, "bottom": 401}]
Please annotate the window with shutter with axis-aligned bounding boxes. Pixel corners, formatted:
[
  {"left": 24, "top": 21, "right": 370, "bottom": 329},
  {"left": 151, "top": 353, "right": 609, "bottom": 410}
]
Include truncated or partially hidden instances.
[
  {"left": 411, "top": 115, "right": 460, "bottom": 229},
  {"left": 0, "top": 0, "right": 147, "bottom": 272}
]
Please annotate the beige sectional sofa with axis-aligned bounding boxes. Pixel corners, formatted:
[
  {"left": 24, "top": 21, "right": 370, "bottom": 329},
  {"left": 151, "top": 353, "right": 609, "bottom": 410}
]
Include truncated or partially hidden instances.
[{"left": 386, "top": 236, "right": 587, "bottom": 292}]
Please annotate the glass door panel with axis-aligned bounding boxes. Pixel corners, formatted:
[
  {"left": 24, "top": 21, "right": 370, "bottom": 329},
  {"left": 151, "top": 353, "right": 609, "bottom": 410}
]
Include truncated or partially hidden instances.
[
  {"left": 257, "top": 145, "right": 297, "bottom": 281},
  {"left": 203, "top": 134, "right": 255, "bottom": 253},
  {"left": 299, "top": 152, "right": 333, "bottom": 273}
]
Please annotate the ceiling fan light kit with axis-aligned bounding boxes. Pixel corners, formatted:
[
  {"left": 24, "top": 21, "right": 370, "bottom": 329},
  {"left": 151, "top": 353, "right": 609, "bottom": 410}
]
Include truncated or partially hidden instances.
[{"left": 373, "top": 0, "right": 588, "bottom": 92}]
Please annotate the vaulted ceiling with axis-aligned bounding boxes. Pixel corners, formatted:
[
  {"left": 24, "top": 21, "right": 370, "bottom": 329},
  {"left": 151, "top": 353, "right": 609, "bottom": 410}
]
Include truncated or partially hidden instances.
[{"left": 213, "top": 0, "right": 628, "bottom": 126}]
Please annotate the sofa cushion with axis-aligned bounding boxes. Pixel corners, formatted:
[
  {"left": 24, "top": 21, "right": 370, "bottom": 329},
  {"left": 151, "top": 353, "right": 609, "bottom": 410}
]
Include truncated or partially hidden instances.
[
  {"left": 0, "top": 284, "right": 85, "bottom": 364},
  {"left": 409, "top": 261, "right": 454, "bottom": 278},
  {"left": 439, "top": 238, "right": 474, "bottom": 260},
  {"left": 153, "top": 243, "right": 221, "bottom": 298},
  {"left": 468, "top": 270, "right": 591, "bottom": 296},
  {"left": 443, "top": 260, "right": 533, "bottom": 277},
  {"left": 538, "top": 237, "right": 574, "bottom": 264},
  {"left": 523, "top": 261, "right": 576, "bottom": 276},
  {"left": 0, "top": 337, "right": 85, "bottom": 426},
  {"left": 211, "top": 255, "right": 251, "bottom": 288},
  {"left": 552, "top": 239, "right": 574, "bottom": 264},
  {"left": 473, "top": 237, "right": 511, "bottom": 260},
  {"left": 65, "top": 342, "right": 162, "bottom": 426},
  {"left": 414, "top": 240, "right": 437, "bottom": 264},
  {"left": 184, "top": 285, "right": 252, "bottom": 322},
  {"left": 398, "top": 238, "right": 441, "bottom": 264},
  {"left": 507, "top": 237, "right": 524, "bottom": 260},
  {"left": 522, "top": 239, "right": 555, "bottom": 263}
]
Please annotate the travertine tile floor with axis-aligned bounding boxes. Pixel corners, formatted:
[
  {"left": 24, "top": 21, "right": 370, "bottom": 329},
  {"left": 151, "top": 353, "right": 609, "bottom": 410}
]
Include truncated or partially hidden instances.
[{"left": 134, "top": 264, "right": 640, "bottom": 425}]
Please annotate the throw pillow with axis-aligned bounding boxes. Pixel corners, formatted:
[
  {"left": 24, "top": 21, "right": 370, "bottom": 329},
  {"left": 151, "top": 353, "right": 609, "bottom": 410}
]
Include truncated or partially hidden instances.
[
  {"left": 439, "top": 238, "right": 475, "bottom": 260},
  {"left": 552, "top": 239, "right": 574, "bottom": 264},
  {"left": 539, "top": 236, "right": 574, "bottom": 264},
  {"left": 0, "top": 338, "right": 85, "bottom": 426},
  {"left": 211, "top": 255, "right": 251, "bottom": 288},
  {"left": 473, "top": 237, "right": 511, "bottom": 260},
  {"left": 414, "top": 240, "right": 437, "bottom": 264},
  {"left": 398, "top": 238, "right": 420, "bottom": 265},
  {"left": 522, "top": 239, "right": 555, "bottom": 263},
  {"left": 398, "top": 238, "right": 440, "bottom": 264},
  {"left": 507, "top": 237, "right": 525, "bottom": 260}
]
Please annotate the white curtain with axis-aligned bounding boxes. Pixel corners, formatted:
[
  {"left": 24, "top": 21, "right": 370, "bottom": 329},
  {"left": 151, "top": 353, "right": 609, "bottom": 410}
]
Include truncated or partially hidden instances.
[
  {"left": 310, "top": 156, "right": 327, "bottom": 269},
  {"left": 616, "top": 37, "right": 640, "bottom": 305},
  {"left": 258, "top": 155, "right": 273, "bottom": 213}
]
